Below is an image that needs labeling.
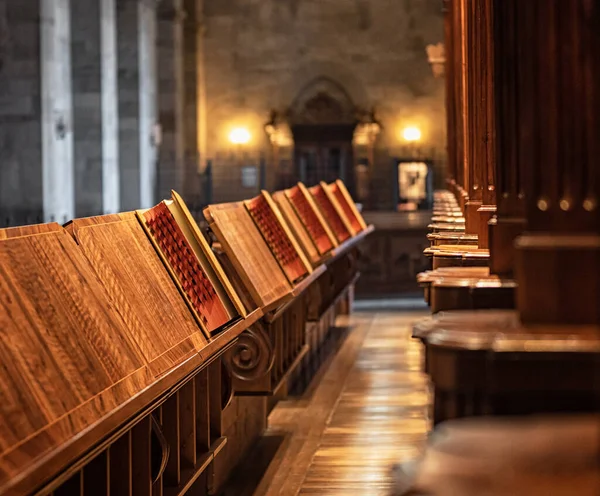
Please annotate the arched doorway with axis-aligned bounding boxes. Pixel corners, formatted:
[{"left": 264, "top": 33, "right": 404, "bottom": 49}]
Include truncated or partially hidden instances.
[{"left": 288, "top": 78, "right": 358, "bottom": 196}]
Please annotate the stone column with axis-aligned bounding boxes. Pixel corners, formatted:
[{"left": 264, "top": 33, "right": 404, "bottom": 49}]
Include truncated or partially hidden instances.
[
  {"left": 41, "top": 0, "right": 75, "bottom": 224},
  {"left": 156, "top": 0, "right": 185, "bottom": 200},
  {"left": 117, "top": 0, "right": 158, "bottom": 210},
  {"left": 71, "top": 0, "right": 119, "bottom": 217},
  {"left": 182, "top": 0, "right": 204, "bottom": 201},
  {"left": 0, "top": 1, "right": 44, "bottom": 226}
]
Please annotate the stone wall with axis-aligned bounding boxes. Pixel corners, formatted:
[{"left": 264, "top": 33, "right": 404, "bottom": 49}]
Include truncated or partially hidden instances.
[
  {"left": 202, "top": 0, "right": 445, "bottom": 208},
  {"left": 0, "top": 0, "right": 44, "bottom": 226}
]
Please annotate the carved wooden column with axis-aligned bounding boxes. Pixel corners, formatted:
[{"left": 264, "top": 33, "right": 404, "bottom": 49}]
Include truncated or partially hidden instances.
[
  {"left": 443, "top": 0, "right": 457, "bottom": 191},
  {"left": 488, "top": 0, "right": 526, "bottom": 276},
  {"left": 452, "top": 0, "right": 468, "bottom": 209},
  {"left": 463, "top": 0, "right": 496, "bottom": 248},
  {"left": 510, "top": 0, "right": 600, "bottom": 325}
]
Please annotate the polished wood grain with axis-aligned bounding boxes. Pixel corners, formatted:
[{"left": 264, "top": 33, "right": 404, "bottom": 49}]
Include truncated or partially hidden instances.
[
  {"left": 70, "top": 213, "right": 208, "bottom": 376},
  {"left": 299, "top": 313, "right": 429, "bottom": 495},
  {"left": 204, "top": 202, "right": 293, "bottom": 313},
  {"left": 220, "top": 311, "right": 430, "bottom": 496},
  {"left": 0, "top": 225, "right": 152, "bottom": 494},
  {"left": 0, "top": 218, "right": 263, "bottom": 495}
]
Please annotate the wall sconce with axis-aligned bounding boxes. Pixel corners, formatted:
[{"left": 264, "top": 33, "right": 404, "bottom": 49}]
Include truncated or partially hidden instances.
[
  {"left": 426, "top": 42, "right": 445, "bottom": 78},
  {"left": 228, "top": 127, "right": 251, "bottom": 145},
  {"left": 402, "top": 126, "right": 422, "bottom": 142}
]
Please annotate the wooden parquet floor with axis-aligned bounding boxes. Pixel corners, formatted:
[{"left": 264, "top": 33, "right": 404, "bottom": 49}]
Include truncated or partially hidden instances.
[{"left": 221, "top": 309, "right": 431, "bottom": 496}]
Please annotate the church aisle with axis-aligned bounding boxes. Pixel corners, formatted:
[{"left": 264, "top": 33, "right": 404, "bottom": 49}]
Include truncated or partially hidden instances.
[
  {"left": 221, "top": 309, "right": 430, "bottom": 496},
  {"left": 298, "top": 312, "right": 430, "bottom": 495}
]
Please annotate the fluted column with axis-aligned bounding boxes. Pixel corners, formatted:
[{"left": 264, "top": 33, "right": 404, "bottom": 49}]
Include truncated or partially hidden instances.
[
  {"left": 463, "top": 0, "right": 496, "bottom": 247},
  {"left": 488, "top": 0, "right": 526, "bottom": 276},
  {"left": 442, "top": 0, "right": 457, "bottom": 189},
  {"left": 449, "top": 0, "right": 468, "bottom": 208}
]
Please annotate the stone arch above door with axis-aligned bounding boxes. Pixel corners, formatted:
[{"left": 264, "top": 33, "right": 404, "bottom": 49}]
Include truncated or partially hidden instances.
[{"left": 288, "top": 77, "right": 359, "bottom": 126}]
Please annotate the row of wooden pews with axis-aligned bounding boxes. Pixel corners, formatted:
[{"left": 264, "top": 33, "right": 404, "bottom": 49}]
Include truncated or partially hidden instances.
[
  {"left": 0, "top": 180, "right": 373, "bottom": 496},
  {"left": 400, "top": 0, "right": 600, "bottom": 494}
]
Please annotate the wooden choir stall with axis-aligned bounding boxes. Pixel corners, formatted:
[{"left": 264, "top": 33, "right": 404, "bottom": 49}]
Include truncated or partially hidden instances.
[
  {"left": 0, "top": 180, "right": 373, "bottom": 495},
  {"left": 403, "top": 0, "right": 600, "bottom": 494}
]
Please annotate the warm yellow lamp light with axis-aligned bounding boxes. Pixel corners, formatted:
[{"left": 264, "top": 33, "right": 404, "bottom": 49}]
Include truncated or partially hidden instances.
[
  {"left": 402, "top": 126, "right": 422, "bottom": 142},
  {"left": 229, "top": 127, "right": 251, "bottom": 145}
]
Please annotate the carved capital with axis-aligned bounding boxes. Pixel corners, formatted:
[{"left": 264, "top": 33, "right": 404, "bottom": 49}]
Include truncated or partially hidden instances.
[{"left": 225, "top": 326, "right": 274, "bottom": 381}]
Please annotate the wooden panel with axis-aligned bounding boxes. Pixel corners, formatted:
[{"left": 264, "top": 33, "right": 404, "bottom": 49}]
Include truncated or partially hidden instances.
[
  {"left": 162, "top": 393, "right": 181, "bottom": 486},
  {"left": 110, "top": 432, "right": 133, "bottom": 496},
  {"left": 194, "top": 370, "right": 211, "bottom": 454},
  {"left": 328, "top": 180, "right": 367, "bottom": 234},
  {"left": 131, "top": 417, "right": 152, "bottom": 496},
  {"left": 245, "top": 192, "right": 311, "bottom": 284},
  {"left": 272, "top": 191, "right": 321, "bottom": 266},
  {"left": 208, "top": 361, "right": 223, "bottom": 443},
  {"left": 0, "top": 225, "right": 149, "bottom": 492},
  {"left": 286, "top": 184, "right": 337, "bottom": 254},
  {"left": 55, "top": 471, "right": 83, "bottom": 496},
  {"left": 203, "top": 202, "right": 292, "bottom": 312},
  {"left": 309, "top": 183, "right": 352, "bottom": 244},
  {"left": 179, "top": 381, "right": 196, "bottom": 468},
  {"left": 70, "top": 213, "right": 207, "bottom": 376},
  {"left": 83, "top": 451, "right": 109, "bottom": 496}
]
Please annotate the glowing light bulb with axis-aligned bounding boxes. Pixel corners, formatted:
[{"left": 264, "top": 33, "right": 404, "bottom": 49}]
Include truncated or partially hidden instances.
[
  {"left": 229, "top": 127, "right": 251, "bottom": 145},
  {"left": 402, "top": 127, "right": 422, "bottom": 142}
]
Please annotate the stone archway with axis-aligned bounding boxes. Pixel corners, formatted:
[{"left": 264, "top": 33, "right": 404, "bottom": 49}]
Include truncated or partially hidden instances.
[{"left": 287, "top": 77, "right": 359, "bottom": 196}]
